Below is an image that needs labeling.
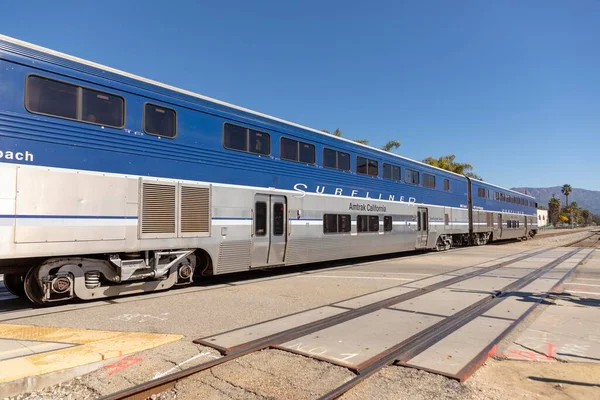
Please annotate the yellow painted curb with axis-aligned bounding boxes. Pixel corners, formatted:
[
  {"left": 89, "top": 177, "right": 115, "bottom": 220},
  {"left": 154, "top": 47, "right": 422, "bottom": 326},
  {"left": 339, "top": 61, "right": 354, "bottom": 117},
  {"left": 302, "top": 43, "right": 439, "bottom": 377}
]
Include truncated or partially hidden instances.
[{"left": 0, "top": 324, "right": 182, "bottom": 383}]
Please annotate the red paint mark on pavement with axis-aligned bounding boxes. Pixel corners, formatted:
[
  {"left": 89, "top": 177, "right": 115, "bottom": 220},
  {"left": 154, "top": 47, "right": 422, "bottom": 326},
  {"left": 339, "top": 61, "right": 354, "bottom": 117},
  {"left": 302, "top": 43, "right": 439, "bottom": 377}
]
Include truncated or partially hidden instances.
[
  {"left": 104, "top": 356, "right": 143, "bottom": 376},
  {"left": 546, "top": 343, "right": 554, "bottom": 359},
  {"left": 488, "top": 344, "right": 498, "bottom": 357}
]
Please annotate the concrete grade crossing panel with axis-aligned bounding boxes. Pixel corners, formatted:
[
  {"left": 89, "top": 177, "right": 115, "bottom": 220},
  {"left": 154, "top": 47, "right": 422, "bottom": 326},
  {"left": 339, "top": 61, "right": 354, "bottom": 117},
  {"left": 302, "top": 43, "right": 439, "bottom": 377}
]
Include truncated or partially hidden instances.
[
  {"left": 334, "top": 286, "right": 416, "bottom": 309},
  {"left": 402, "top": 317, "right": 513, "bottom": 378},
  {"left": 196, "top": 306, "right": 347, "bottom": 352},
  {"left": 389, "top": 288, "right": 488, "bottom": 317},
  {"left": 277, "top": 309, "right": 443, "bottom": 369}
]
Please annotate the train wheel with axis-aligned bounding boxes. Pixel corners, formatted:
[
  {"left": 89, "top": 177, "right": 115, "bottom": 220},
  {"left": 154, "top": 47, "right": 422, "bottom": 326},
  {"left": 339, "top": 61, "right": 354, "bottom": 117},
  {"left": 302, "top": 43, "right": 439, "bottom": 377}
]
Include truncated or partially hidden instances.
[
  {"left": 3, "top": 274, "right": 26, "bottom": 298},
  {"left": 23, "top": 266, "right": 47, "bottom": 306}
]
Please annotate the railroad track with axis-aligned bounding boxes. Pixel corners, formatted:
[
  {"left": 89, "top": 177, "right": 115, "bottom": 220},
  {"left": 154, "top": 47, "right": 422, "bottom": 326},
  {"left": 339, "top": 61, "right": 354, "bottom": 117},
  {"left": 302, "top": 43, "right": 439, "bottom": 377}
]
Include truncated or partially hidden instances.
[
  {"left": 100, "top": 244, "right": 596, "bottom": 400},
  {"left": 568, "top": 230, "right": 600, "bottom": 248}
]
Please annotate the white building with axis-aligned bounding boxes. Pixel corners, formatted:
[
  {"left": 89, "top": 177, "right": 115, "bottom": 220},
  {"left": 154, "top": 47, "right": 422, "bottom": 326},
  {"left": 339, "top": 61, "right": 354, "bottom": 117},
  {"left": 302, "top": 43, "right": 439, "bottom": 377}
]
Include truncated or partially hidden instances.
[{"left": 537, "top": 209, "right": 549, "bottom": 227}]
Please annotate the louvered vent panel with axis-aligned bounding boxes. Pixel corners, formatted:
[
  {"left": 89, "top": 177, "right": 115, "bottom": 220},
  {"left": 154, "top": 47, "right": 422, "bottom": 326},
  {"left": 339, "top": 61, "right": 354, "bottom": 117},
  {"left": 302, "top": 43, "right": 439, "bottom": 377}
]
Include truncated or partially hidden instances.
[
  {"left": 217, "top": 241, "right": 251, "bottom": 274},
  {"left": 141, "top": 183, "right": 176, "bottom": 234},
  {"left": 181, "top": 186, "right": 210, "bottom": 233}
]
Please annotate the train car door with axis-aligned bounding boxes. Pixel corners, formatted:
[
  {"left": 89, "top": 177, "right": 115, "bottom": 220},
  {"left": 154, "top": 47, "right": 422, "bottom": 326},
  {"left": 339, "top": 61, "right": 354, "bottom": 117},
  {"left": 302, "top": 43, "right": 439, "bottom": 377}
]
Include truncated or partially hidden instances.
[
  {"left": 416, "top": 207, "right": 428, "bottom": 248},
  {"left": 252, "top": 194, "right": 287, "bottom": 267}
]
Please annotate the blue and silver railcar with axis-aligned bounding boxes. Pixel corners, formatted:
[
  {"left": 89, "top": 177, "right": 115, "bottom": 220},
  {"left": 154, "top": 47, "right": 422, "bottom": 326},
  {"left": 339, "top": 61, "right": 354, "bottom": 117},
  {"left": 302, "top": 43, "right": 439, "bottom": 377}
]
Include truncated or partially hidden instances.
[{"left": 0, "top": 35, "right": 537, "bottom": 304}]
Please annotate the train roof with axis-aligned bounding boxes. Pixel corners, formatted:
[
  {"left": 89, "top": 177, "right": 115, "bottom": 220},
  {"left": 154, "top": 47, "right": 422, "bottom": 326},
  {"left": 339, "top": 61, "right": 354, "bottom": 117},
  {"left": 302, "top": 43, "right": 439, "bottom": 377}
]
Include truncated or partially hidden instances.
[{"left": 0, "top": 34, "right": 534, "bottom": 200}]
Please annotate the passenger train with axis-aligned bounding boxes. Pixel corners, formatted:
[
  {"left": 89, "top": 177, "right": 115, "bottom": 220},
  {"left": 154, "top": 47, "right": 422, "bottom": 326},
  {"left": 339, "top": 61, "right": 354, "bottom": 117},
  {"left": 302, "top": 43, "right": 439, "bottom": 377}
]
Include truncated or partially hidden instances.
[{"left": 0, "top": 35, "right": 538, "bottom": 305}]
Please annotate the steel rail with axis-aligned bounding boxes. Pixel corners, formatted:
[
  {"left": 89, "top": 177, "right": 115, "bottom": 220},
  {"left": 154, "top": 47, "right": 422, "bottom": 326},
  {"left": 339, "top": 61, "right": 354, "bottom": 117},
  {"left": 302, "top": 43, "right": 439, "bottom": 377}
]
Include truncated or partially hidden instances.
[
  {"left": 100, "top": 248, "right": 554, "bottom": 400},
  {"left": 318, "top": 248, "right": 583, "bottom": 400}
]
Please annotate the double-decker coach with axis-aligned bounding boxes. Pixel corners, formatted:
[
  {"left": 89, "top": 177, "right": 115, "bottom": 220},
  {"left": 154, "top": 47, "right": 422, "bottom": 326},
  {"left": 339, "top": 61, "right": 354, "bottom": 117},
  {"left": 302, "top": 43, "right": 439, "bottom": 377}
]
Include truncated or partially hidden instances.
[{"left": 0, "top": 35, "right": 538, "bottom": 305}]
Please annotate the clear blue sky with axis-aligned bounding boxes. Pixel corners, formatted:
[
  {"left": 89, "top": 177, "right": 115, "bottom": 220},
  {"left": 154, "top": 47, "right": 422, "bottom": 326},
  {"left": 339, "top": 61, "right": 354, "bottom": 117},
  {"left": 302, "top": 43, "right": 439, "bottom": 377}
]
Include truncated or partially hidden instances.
[{"left": 2, "top": 1, "right": 599, "bottom": 189}]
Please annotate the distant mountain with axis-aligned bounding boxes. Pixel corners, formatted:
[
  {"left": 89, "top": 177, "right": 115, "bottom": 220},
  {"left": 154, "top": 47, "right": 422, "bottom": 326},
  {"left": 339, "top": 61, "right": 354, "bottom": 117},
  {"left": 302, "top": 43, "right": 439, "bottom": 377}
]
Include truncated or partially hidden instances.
[{"left": 512, "top": 186, "right": 600, "bottom": 215}]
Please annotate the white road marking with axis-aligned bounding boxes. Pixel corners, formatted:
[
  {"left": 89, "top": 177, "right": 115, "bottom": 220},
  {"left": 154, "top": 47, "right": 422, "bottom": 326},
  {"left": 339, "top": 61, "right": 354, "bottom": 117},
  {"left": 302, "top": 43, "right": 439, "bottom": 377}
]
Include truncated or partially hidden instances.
[
  {"left": 564, "top": 283, "right": 600, "bottom": 288},
  {"left": 565, "top": 290, "right": 600, "bottom": 296},
  {"left": 298, "top": 275, "right": 414, "bottom": 281},
  {"left": 574, "top": 278, "right": 600, "bottom": 282},
  {"left": 152, "top": 352, "right": 220, "bottom": 379},
  {"left": 337, "top": 271, "right": 432, "bottom": 276}
]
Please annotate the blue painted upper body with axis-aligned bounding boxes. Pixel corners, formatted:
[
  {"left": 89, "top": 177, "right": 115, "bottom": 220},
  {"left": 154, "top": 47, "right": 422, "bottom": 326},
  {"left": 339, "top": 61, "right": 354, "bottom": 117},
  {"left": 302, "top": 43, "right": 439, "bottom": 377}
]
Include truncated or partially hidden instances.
[{"left": 0, "top": 37, "right": 536, "bottom": 215}]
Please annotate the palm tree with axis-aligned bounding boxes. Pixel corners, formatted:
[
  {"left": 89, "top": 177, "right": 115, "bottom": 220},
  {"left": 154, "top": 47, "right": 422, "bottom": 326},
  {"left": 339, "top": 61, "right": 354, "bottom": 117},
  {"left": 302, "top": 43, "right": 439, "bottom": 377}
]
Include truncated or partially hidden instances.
[
  {"left": 381, "top": 140, "right": 401, "bottom": 152},
  {"left": 561, "top": 184, "right": 572, "bottom": 208},
  {"left": 581, "top": 209, "right": 591, "bottom": 226},
  {"left": 320, "top": 128, "right": 401, "bottom": 150},
  {"left": 422, "top": 154, "right": 482, "bottom": 180},
  {"left": 320, "top": 128, "right": 368, "bottom": 145},
  {"left": 548, "top": 196, "right": 561, "bottom": 226}
]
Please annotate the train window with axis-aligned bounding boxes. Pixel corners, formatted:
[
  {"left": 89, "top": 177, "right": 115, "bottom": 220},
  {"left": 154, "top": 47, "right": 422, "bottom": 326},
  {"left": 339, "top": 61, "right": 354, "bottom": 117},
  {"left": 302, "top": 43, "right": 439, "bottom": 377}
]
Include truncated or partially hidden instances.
[
  {"left": 143, "top": 103, "right": 175, "bottom": 137},
  {"left": 383, "top": 164, "right": 400, "bottom": 181},
  {"left": 445, "top": 214, "right": 449, "bottom": 225},
  {"left": 273, "top": 203, "right": 285, "bottom": 235},
  {"left": 26, "top": 75, "right": 125, "bottom": 128},
  {"left": 339, "top": 215, "right": 351, "bottom": 232},
  {"left": 255, "top": 202, "right": 267, "bottom": 236},
  {"left": 83, "top": 88, "right": 124, "bottom": 128},
  {"left": 383, "top": 163, "right": 392, "bottom": 180},
  {"left": 357, "top": 215, "right": 369, "bottom": 232},
  {"left": 338, "top": 152, "right": 350, "bottom": 171},
  {"left": 444, "top": 179, "right": 450, "bottom": 192},
  {"left": 368, "top": 216, "right": 379, "bottom": 232},
  {"left": 224, "top": 124, "right": 248, "bottom": 151},
  {"left": 423, "top": 173, "right": 436, "bottom": 188},
  {"left": 299, "top": 142, "right": 315, "bottom": 164},
  {"left": 249, "top": 130, "right": 270, "bottom": 155},
  {"left": 356, "top": 157, "right": 368, "bottom": 175},
  {"left": 26, "top": 76, "right": 78, "bottom": 120},
  {"left": 368, "top": 159, "right": 378, "bottom": 177},
  {"left": 405, "top": 169, "right": 419, "bottom": 185},
  {"left": 384, "top": 216, "right": 393, "bottom": 232},
  {"left": 357, "top": 157, "right": 378, "bottom": 176},
  {"left": 323, "top": 214, "right": 338, "bottom": 233},
  {"left": 323, "top": 148, "right": 337, "bottom": 169},
  {"left": 323, "top": 148, "right": 350, "bottom": 171},
  {"left": 477, "top": 188, "right": 485, "bottom": 198},
  {"left": 280, "top": 137, "right": 298, "bottom": 161},
  {"left": 281, "top": 138, "right": 315, "bottom": 164}
]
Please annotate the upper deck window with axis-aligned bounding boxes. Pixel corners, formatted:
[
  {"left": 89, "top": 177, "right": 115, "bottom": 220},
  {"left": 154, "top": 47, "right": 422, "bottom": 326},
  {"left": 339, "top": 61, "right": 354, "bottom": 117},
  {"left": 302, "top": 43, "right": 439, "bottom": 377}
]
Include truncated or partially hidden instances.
[
  {"left": 280, "top": 137, "right": 315, "bottom": 164},
  {"left": 383, "top": 163, "right": 400, "bottom": 181},
  {"left": 423, "top": 173, "right": 436, "bottom": 188},
  {"left": 25, "top": 75, "right": 124, "bottom": 128},
  {"left": 405, "top": 168, "right": 419, "bottom": 185},
  {"left": 357, "top": 157, "right": 378, "bottom": 177},
  {"left": 144, "top": 103, "right": 176, "bottom": 138},
  {"left": 444, "top": 179, "right": 450, "bottom": 192},
  {"left": 26, "top": 76, "right": 77, "bottom": 119},
  {"left": 323, "top": 148, "right": 351, "bottom": 171},
  {"left": 224, "top": 123, "right": 270, "bottom": 155}
]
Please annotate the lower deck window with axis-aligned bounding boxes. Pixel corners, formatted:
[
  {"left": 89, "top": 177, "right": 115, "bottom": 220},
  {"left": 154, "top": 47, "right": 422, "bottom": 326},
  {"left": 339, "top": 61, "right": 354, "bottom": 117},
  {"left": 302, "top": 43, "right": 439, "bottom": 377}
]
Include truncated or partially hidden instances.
[
  {"left": 358, "top": 215, "right": 379, "bottom": 232},
  {"left": 384, "top": 216, "right": 393, "bottom": 232},
  {"left": 323, "top": 214, "right": 352, "bottom": 233}
]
